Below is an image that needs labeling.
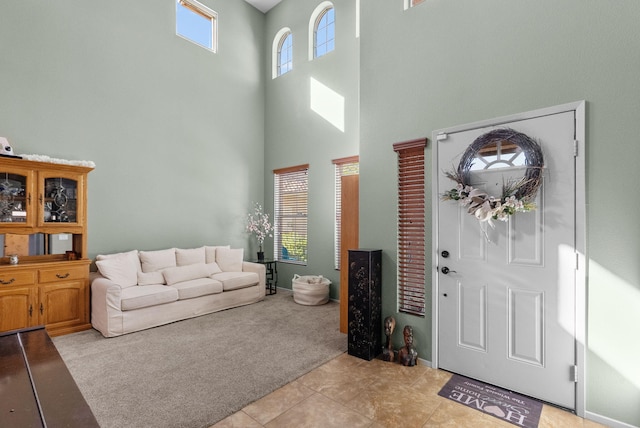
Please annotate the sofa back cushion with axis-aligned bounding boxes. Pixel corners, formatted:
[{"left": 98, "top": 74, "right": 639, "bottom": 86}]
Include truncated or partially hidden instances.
[
  {"left": 216, "top": 248, "right": 244, "bottom": 272},
  {"left": 205, "top": 245, "right": 230, "bottom": 264},
  {"left": 176, "top": 247, "right": 206, "bottom": 266},
  {"left": 95, "top": 251, "right": 140, "bottom": 288},
  {"left": 139, "top": 248, "right": 176, "bottom": 273}
]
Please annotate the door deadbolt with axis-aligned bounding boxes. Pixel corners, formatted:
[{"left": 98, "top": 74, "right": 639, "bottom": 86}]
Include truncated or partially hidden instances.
[{"left": 441, "top": 250, "right": 449, "bottom": 258}]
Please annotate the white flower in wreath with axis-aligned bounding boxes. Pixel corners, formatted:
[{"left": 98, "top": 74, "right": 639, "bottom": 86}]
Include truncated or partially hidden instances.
[{"left": 474, "top": 201, "right": 494, "bottom": 223}]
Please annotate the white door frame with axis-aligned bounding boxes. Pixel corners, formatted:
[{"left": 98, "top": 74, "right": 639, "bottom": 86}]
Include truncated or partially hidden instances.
[{"left": 431, "top": 101, "right": 586, "bottom": 417}]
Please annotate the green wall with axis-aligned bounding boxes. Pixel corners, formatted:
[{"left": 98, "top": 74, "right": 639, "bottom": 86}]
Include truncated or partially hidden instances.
[
  {"left": 0, "top": 0, "right": 265, "bottom": 256},
  {"left": 263, "top": 0, "right": 359, "bottom": 299},
  {"left": 359, "top": 1, "right": 640, "bottom": 426}
]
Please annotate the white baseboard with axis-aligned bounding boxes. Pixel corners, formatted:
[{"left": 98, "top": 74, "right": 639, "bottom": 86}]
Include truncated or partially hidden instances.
[
  {"left": 585, "top": 411, "right": 639, "bottom": 428},
  {"left": 418, "top": 357, "right": 432, "bottom": 368}
]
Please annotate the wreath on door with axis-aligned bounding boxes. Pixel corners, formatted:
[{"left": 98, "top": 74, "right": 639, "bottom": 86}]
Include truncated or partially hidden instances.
[{"left": 441, "top": 128, "right": 544, "bottom": 223}]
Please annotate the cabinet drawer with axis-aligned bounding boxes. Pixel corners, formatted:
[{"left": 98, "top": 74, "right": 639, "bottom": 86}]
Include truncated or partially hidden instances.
[
  {"left": 0, "top": 271, "right": 36, "bottom": 287},
  {"left": 39, "top": 266, "right": 87, "bottom": 283}
]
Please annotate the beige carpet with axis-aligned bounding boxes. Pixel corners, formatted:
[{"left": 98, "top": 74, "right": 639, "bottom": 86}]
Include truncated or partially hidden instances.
[{"left": 53, "top": 290, "right": 347, "bottom": 428}]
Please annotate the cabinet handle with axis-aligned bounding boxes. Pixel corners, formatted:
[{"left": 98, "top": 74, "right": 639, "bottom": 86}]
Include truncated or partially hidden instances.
[
  {"left": 0, "top": 278, "right": 15, "bottom": 285},
  {"left": 40, "top": 303, "right": 44, "bottom": 315},
  {"left": 27, "top": 193, "right": 31, "bottom": 205},
  {"left": 29, "top": 304, "right": 33, "bottom": 317},
  {"left": 39, "top": 194, "right": 43, "bottom": 205},
  {"left": 56, "top": 273, "right": 70, "bottom": 279}
]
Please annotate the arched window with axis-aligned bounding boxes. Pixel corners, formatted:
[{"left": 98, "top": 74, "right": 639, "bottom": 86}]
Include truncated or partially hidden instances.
[
  {"left": 272, "top": 28, "right": 292, "bottom": 79},
  {"left": 278, "top": 32, "right": 293, "bottom": 76},
  {"left": 308, "top": 2, "right": 334, "bottom": 60}
]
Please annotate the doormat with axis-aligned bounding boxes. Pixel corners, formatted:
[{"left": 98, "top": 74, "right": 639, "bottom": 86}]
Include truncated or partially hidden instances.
[{"left": 438, "top": 374, "right": 543, "bottom": 428}]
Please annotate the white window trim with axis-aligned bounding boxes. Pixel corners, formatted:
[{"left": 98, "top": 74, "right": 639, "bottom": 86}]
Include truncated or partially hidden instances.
[
  {"left": 308, "top": 1, "right": 334, "bottom": 61},
  {"left": 176, "top": 0, "right": 218, "bottom": 53},
  {"left": 272, "top": 27, "right": 292, "bottom": 79}
]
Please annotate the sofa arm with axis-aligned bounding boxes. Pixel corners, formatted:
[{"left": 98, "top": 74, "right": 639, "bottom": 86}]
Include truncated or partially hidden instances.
[
  {"left": 242, "top": 261, "right": 266, "bottom": 290},
  {"left": 91, "top": 274, "right": 126, "bottom": 337}
]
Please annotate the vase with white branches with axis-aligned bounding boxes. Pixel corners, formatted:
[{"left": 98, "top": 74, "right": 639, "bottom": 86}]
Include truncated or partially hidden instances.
[{"left": 246, "top": 202, "right": 273, "bottom": 260}]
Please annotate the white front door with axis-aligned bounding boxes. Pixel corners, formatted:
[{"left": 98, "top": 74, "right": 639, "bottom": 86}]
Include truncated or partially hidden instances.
[{"left": 434, "top": 109, "right": 579, "bottom": 409}]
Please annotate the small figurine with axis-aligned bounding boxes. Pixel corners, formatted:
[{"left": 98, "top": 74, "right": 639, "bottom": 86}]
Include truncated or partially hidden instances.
[
  {"left": 382, "top": 316, "right": 396, "bottom": 362},
  {"left": 398, "top": 325, "right": 418, "bottom": 366}
]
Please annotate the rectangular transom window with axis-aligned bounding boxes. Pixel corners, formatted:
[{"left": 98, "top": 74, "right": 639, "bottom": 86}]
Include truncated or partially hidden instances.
[
  {"left": 274, "top": 165, "right": 309, "bottom": 265},
  {"left": 405, "top": 0, "right": 425, "bottom": 10},
  {"left": 394, "top": 138, "right": 427, "bottom": 316},
  {"left": 176, "top": 0, "right": 217, "bottom": 52}
]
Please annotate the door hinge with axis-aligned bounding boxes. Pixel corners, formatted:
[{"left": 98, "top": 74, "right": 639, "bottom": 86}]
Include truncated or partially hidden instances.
[
  {"left": 570, "top": 365, "right": 579, "bottom": 383},
  {"left": 436, "top": 133, "right": 448, "bottom": 141},
  {"left": 573, "top": 140, "right": 579, "bottom": 157},
  {"left": 576, "top": 253, "right": 579, "bottom": 270}
]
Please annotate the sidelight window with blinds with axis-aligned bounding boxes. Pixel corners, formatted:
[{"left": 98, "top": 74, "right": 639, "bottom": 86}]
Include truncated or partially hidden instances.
[
  {"left": 274, "top": 165, "right": 309, "bottom": 265},
  {"left": 333, "top": 156, "right": 359, "bottom": 269},
  {"left": 394, "top": 138, "right": 427, "bottom": 316}
]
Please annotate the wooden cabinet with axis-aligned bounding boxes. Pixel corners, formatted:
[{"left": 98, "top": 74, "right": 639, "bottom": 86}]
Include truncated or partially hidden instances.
[
  {"left": 0, "top": 157, "right": 93, "bottom": 336},
  {"left": 0, "top": 285, "right": 37, "bottom": 332}
]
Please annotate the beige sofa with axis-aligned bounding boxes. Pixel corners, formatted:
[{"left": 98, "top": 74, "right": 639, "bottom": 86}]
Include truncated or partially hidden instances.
[{"left": 91, "top": 246, "right": 265, "bottom": 337}]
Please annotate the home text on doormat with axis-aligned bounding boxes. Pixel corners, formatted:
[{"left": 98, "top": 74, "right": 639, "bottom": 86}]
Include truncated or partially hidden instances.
[{"left": 438, "top": 374, "right": 543, "bottom": 428}]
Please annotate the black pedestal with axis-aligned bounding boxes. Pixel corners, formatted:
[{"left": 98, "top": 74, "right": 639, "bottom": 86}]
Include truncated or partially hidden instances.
[{"left": 347, "top": 249, "right": 382, "bottom": 361}]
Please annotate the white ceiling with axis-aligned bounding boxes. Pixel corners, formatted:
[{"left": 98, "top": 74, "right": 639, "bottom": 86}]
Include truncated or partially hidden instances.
[{"left": 244, "top": 0, "right": 282, "bottom": 13}]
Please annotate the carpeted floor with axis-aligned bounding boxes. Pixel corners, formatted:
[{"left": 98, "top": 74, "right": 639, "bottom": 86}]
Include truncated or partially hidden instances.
[{"left": 53, "top": 290, "right": 347, "bottom": 428}]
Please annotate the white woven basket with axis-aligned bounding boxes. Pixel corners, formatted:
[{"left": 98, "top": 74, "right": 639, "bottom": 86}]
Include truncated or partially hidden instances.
[{"left": 292, "top": 274, "right": 331, "bottom": 305}]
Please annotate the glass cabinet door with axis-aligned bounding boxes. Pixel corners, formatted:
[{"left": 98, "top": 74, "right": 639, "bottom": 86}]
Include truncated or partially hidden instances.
[
  {"left": 0, "top": 169, "right": 33, "bottom": 225},
  {"left": 39, "top": 172, "right": 84, "bottom": 226}
]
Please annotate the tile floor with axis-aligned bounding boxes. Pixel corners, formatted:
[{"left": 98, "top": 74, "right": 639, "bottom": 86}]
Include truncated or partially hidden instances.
[{"left": 212, "top": 353, "right": 607, "bottom": 428}]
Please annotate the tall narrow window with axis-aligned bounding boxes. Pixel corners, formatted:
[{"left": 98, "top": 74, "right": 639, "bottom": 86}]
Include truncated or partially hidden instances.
[
  {"left": 278, "top": 32, "right": 293, "bottom": 76},
  {"left": 272, "top": 27, "right": 292, "bottom": 79},
  {"left": 176, "top": 0, "right": 217, "bottom": 52},
  {"left": 315, "top": 7, "right": 335, "bottom": 58},
  {"left": 274, "top": 165, "right": 309, "bottom": 265},
  {"left": 309, "top": 2, "right": 335, "bottom": 60},
  {"left": 333, "top": 156, "right": 359, "bottom": 269},
  {"left": 394, "top": 138, "right": 427, "bottom": 316}
]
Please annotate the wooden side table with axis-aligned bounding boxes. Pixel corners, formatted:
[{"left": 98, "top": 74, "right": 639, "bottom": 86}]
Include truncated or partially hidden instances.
[{"left": 249, "top": 259, "right": 278, "bottom": 295}]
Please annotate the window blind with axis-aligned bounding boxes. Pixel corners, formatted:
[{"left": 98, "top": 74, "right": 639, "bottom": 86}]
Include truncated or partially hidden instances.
[
  {"left": 394, "top": 138, "right": 427, "bottom": 316},
  {"left": 333, "top": 156, "right": 359, "bottom": 269},
  {"left": 274, "top": 165, "right": 309, "bottom": 264}
]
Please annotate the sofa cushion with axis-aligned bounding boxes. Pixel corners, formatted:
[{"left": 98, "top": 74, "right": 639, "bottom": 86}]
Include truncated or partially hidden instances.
[
  {"left": 162, "top": 263, "right": 209, "bottom": 286},
  {"left": 139, "top": 248, "right": 176, "bottom": 273},
  {"left": 96, "top": 252, "right": 139, "bottom": 288},
  {"left": 211, "top": 271, "right": 259, "bottom": 291},
  {"left": 205, "top": 245, "right": 230, "bottom": 264},
  {"left": 137, "top": 271, "right": 166, "bottom": 286},
  {"left": 96, "top": 250, "right": 141, "bottom": 272},
  {"left": 176, "top": 247, "right": 206, "bottom": 266},
  {"left": 120, "top": 284, "right": 178, "bottom": 311},
  {"left": 206, "top": 262, "right": 222, "bottom": 275},
  {"left": 171, "top": 278, "right": 223, "bottom": 300},
  {"left": 216, "top": 248, "right": 244, "bottom": 272}
]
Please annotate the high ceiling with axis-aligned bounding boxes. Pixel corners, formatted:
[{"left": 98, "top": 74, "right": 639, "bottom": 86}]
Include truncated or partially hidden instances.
[{"left": 244, "top": 0, "right": 282, "bottom": 13}]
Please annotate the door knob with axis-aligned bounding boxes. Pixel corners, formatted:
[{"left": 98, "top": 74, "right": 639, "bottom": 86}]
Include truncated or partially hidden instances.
[{"left": 441, "top": 267, "right": 456, "bottom": 274}]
